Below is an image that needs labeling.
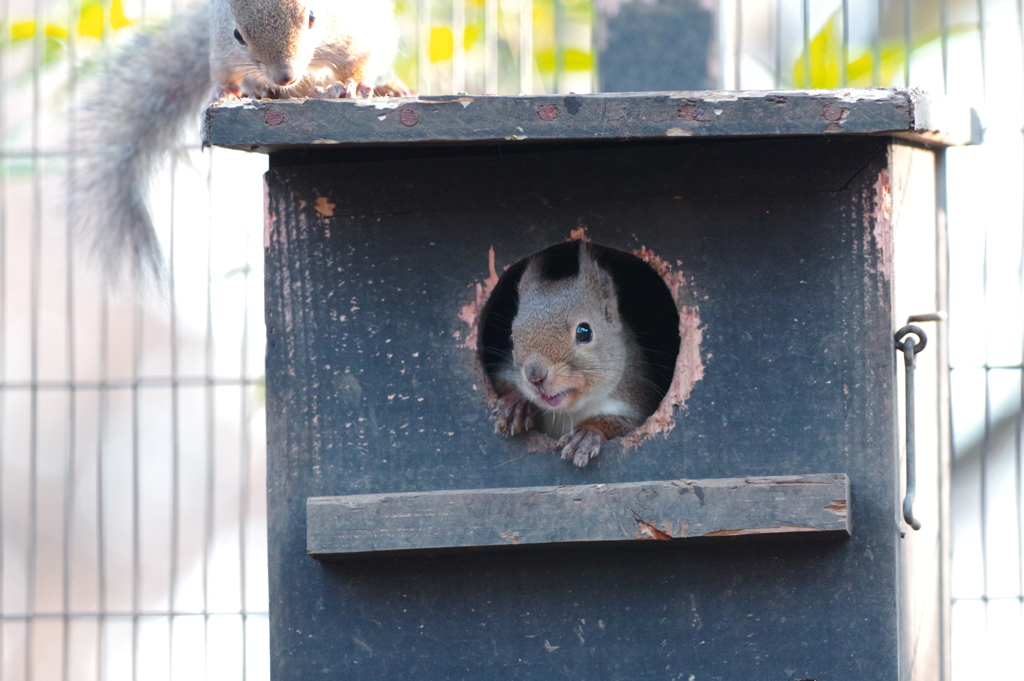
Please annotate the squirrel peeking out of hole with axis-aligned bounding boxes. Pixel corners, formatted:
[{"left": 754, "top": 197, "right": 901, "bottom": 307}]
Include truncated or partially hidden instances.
[{"left": 479, "top": 240, "right": 681, "bottom": 468}]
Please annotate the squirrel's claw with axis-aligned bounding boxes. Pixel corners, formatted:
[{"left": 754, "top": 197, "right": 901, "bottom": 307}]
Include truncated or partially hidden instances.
[
  {"left": 309, "top": 80, "right": 373, "bottom": 99},
  {"left": 557, "top": 427, "right": 603, "bottom": 468},
  {"left": 351, "top": 80, "right": 373, "bottom": 98},
  {"left": 311, "top": 81, "right": 351, "bottom": 99},
  {"left": 312, "top": 79, "right": 411, "bottom": 100},
  {"left": 492, "top": 395, "right": 535, "bottom": 437}
]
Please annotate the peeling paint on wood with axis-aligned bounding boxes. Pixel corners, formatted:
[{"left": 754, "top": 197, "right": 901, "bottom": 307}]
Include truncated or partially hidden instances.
[
  {"left": 873, "top": 168, "right": 894, "bottom": 281},
  {"left": 314, "top": 196, "right": 336, "bottom": 217}
]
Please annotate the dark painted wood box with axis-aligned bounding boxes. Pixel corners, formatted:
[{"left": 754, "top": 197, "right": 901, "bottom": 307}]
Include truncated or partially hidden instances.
[{"left": 205, "top": 89, "right": 975, "bottom": 681}]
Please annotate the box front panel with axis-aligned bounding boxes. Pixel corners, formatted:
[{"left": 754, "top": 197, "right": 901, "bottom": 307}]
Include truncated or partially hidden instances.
[{"left": 265, "top": 137, "right": 901, "bottom": 680}]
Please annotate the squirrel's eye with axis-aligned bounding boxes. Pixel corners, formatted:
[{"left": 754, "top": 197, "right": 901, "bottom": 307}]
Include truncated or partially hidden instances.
[
  {"left": 233, "top": 28, "right": 246, "bottom": 45},
  {"left": 308, "top": 10, "right": 315, "bottom": 28},
  {"left": 508, "top": 331, "right": 514, "bottom": 346},
  {"left": 575, "top": 323, "right": 593, "bottom": 344}
]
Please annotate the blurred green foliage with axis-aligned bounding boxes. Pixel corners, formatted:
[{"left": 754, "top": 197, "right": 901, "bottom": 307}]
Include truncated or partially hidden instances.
[{"left": 791, "top": 8, "right": 972, "bottom": 88}]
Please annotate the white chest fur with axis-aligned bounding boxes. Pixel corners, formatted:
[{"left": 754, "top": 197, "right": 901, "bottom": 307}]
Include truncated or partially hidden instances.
[{"left": 539, "top": 393, "right": 639, "bottom": 438}]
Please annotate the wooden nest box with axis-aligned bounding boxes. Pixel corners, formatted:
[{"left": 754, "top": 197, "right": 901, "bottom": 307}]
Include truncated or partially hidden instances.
[{"left": 206, "top": 88, "right": 977, "bottom": 680}]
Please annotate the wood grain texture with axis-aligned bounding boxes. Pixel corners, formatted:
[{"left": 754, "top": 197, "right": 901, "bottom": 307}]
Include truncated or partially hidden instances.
[
  {"left": 307, "top": 474, "right": 850, "bottom": 557},
  {"left": 263, "top": 137, "right": 906, "bottom": 679},
  {"left": 205, "top": 88, "right": 979, "bottom": 152}
]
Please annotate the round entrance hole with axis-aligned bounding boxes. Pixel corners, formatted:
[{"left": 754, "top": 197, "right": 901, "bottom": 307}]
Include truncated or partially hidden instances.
[{"left": 477, "top": 240, "right": 684, "bottom": 466}]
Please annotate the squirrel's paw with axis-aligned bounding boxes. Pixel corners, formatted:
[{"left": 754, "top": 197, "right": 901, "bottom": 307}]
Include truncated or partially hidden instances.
[
  {"left": 309, "top": 80, "right": 373, "bottom": 99},
  {"left": 212, "top": 92, "right": 242, "bottom": 106},
  {"left": 213, "top": 81, "right": 244, "bottom": 102},
  {"left": 311, "top": 82, "right": 348, "bottom": 99},
  {"left": 313, "top": 79, "right": 412, "bottom": 99},
  {"left": 492, "top": 395, "right": 535, "bottom": 437},
  {"left": 345, "top": 80, "right": 374, "bottom": 98},
  {"left": 557, "top": 427, "right": 604, "bottom": 468}
]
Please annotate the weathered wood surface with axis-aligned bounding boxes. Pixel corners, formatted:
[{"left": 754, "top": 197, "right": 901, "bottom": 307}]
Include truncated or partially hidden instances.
[
  {"left": 264, "top": 137, "right": 908, "bottom": 679},
  {"left": 307, "top": 474, "right": 850, "bottom": 557},
  {"left": 205, "top": 88, "right": 979, "bottom": 151}
]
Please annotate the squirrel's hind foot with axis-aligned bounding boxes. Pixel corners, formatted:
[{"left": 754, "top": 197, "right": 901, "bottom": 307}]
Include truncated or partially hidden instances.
[{"left": 492, "top": 395, "right": 536, "bottom": 437}]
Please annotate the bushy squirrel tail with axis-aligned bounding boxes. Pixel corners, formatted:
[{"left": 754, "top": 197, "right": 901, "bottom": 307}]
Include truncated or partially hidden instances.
[{"left": 73, "top": 2, "right": 214, "bottom": 285}]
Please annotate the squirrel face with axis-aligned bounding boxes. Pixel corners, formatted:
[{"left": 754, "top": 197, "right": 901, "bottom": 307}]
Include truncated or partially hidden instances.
[
  {"left": 510, "top": 243, "right": 631, "bottom": 416},
  {"left": 228, "top": 0, "right": 321, "bottom": 88}
]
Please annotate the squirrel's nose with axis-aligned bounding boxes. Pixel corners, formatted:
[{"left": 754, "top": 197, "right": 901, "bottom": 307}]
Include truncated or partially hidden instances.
[
  {"left": 273, "top": 69, "right": 297, "bottom": 87},
  {"left": 524, "top": 361, "right": 548, "bottom": 387}
]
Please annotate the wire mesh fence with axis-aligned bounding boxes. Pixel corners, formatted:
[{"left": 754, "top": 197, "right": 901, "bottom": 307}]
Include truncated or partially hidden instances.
[
  {"left": 0, "top": 0, "right": 1020, "bottom": 679},
  {"left": 2, "top": 1, "right": 269, "bottom": 678}
]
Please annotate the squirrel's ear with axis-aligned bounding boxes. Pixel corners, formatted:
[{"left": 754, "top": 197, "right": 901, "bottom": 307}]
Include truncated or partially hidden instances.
[
  {"left": 577, "top": 242, "right": 601, "bottom": 281},
  {"left": 517, "top": 256, "right": 543, "bottom": 295},
  {"left": 579, "top": 244, "right": 617, "bottom": 305}
]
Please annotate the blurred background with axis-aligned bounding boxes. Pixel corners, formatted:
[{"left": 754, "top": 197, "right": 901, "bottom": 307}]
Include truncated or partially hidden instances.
[{"left": 0, "top": 0, "right": 1021, "bottom": 678}]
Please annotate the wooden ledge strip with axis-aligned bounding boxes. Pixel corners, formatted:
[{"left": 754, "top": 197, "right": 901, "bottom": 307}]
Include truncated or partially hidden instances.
[{"left": 307, "top": 473, "right": 850, "bottom": 557}]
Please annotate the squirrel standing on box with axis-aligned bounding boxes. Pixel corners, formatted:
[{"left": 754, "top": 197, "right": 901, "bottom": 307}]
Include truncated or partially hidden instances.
[
  {"left": 489, "top": 241, "right": 668, "bottom": 468},
  {"left": 74, "top": 0, "right": 407, "bottom": 282}
]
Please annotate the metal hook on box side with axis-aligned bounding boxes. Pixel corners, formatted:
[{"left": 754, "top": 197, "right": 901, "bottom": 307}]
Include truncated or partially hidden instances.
[{"left": 894, "top": 324, "right": 928, "bottom": 531}]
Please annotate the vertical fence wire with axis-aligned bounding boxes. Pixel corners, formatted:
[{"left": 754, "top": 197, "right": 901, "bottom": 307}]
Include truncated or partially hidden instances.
[
  {"left": 978, "top": 0, "right": 992, "bottom": 653},
  {"left": 204, "top": 149, "right": 216, "bottom": 678},
  {"left": 238, "top": 204, "right": 252, "bottom": 681},
  {"left": 935, "top": 142, "right": 951, "bottom": 681},
  {"left": 940, "top": 0, "right": 950, "bottom": 93},
  {"left": 26, "top": 0, "right": 44, "bottom": 676},
  {"left": 1017, "top": 0, "right": 1024, "bottom": 661},
  {"left": 62, "top": 4, "right": 79, "bottom": 678},
  {"left": 417, "top": 0, "right": 430, "bottom": 93},
  {"left": 132, "top": 299, "right": 142, "bottom": 681},
  {"left": 60, "top": 6, "right": 76, "bottom": 679},
  {"left": 873, "top": 0, "right": 882, "bottom": 84},
  {"left": 168, "top": 124, "right": 182, "bottom": 681},
  {"left": 902, "top": 0, "right": 911, "bottom": 87},
  {"left": 841, "top": 0, "right": 849, "bottom": 87},
  {"left": 773, "top": 0, "right": 782, "bottom": 88},
  {"left": 97, "top": 7, "right": 112, "bottom": 678},
  {"left": 452, "top": 0, "right": 465, "bottom": 93},
  {"left": 978, "top": 0, "right": 988, "bottom": 91},
  {"left": 733, "top": 0, "right": 741, "bottom": 90},
  {"left": 801, "top": 0, "right": 810, "bottom": 91},
  {"left": 0, "top": 0, "right": 6, "bottom": 676},
  {"left": 96, "top": 291, "right": 108, "bottom": 681},
  {"left": 520, "top": 0, "right": 533, "bottom": 94},
  {"left": 485, "top": 0, "right": 498, "bottom": 92}
]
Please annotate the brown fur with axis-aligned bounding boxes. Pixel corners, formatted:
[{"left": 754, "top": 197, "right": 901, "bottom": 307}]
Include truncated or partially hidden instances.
[
  {"left": 492, "top": 242, "right": 653, "bottom": 468},
  {"left": 213, "top": 0, "right": 409, "bottom": 98}
]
